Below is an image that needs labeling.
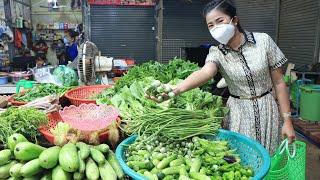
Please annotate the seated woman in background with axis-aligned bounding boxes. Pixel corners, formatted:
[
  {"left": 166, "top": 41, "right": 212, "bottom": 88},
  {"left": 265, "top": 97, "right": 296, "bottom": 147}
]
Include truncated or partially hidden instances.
[{"left": 35, "top": 53, "right": 49, "bottom": 68}]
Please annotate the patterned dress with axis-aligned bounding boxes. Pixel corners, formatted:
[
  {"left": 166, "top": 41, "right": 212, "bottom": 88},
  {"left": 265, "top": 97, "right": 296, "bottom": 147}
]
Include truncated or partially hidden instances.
[{"left": 205, "top": 31, "right": 287, "bottom": 154}]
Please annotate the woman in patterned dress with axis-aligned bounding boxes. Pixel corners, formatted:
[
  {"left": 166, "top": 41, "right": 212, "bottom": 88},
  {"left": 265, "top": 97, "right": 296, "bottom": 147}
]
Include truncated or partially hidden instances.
[{"left": 153, "top": 0, "right": 295, "bottom": 154}]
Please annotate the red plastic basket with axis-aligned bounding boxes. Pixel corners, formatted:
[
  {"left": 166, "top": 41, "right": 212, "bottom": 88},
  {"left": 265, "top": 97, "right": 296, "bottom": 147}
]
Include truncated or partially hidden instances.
[
  {"left": 64, "top": 85, "right": 112, "bottom": 106},
  {"left": 8, "top": 96, "right": 27, "bottom": 106},
  {"left": 39, "top": 111, "right": 120, "bottom": 145},
  {"left": 8, "top": 94, "right": 66, "bottom": 106}
]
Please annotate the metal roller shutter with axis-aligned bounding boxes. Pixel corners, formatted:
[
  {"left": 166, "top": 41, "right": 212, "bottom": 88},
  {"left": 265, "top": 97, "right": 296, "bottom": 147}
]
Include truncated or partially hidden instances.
[
  {"left": 90, "top": 5, "right": 156, "bottom": 63},
  {"left": 278, "top": 0, "right": 320, "bottom": 67},
  {"left": 234, "top": 0, "right": 278, "bottom": 40},
  {"left": 163, "top": 1, "right": 211, "bottom": 47}
]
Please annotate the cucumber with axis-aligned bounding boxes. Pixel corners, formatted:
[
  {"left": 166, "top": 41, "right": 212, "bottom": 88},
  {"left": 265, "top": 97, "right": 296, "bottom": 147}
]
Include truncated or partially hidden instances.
[
  {"left": 94, "top": 144, "right": 109, "bottom": 154},
  {"left": 85, "top": 158, "right": 99, "bottom": 180},
  {"left": 7, "top": 177, "right": 22, "bottom": 180},
  {"left": 107, "top": 150, "right": 125, "bottom": 179},
  {"left": 157, "top": 155, "right": 177, "bottom": 169},
  {"left": 179, "top": 167, "right": 188, "bottom": 176},
  {"left": 52, "top": 165, "right": 71, "bottom": 180},
  {"left": 9, "top": 162, "right": 24, "bottom": 177},
  {"left": 7, "top": 133, "right": 28, "bottom": 152},
  {"left": 127, "top": 161, "right": 154, "bottom": 170},
  {"left": 151, "top": 167, "right": 160, "bottom": 174},
  {"left": 22, "top": 175, "right": 42, "bottom": 180},
  {"left": 78, "top": 151, "right": 85, "bottom": 174},
  {"left": 0, "top": 149, "right": 12, "bottom": 166},
  {"left": 59, "top": 143, "right": 79, "bottom": 172},
  {"left": 73, "top": 172, "right": 84, "bottom": 180},
  {"left": 190, "top": 158, "right": 201, "bottom": 173},
  {"left": 169, "top": 158, "right": 185, "bottom": 167},
  {"left": 137, "top": 169, "right": 148, "bottom": 175},
  {"left": 152, "top": 159, "right": 160, "bottom": 167},
  {"left": 90, "top": 148, "right": 105, "bottom": 165},
  {"left": 190, "top": 172, "right": 210, "bottom": 180},
  {"left": 144, "top": 171, "right": 158, "bottom": 180},
  {"left": 178, "top": 175, "right": 191, "bottom": 180},
  {"left": 99, "top": 161, "right": 117, "bottom": 180},
  {"left": 162, "top": 176, "right": 175, "bottom": 180},
  {"left": 39, "top": 146, "right": 61, "bottom": 169},
  {"left": 76, "top": 142, "right": 90, "bottom": 160},
  {"left": 20, "top": 159, "right": 43, "bottom": 177},
  {"left": 40, "top": 172, "right": 52, "bottom": 180},
  {"left": 14, "top": 142, "right": 46, "bottom": 161},
  {"left": 162, "top": 166, "right": 184, "bottom": 175},
  {"left": 0, "top": 160, "right": 17, "bottom": 179}
]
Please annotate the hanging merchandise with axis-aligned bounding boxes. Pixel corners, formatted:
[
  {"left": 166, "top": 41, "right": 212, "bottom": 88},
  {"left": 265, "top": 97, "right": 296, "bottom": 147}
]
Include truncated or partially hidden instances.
[
  {"left": 15, "top": 17, "right": 24, "bottom": 28},
  {"left": 27, "top": 31, "right": 32, "bottom": 48},
  {"left": 22, "top": 32, "right": 27, "bottom": 47},
  {"left": 0, "top": 25, "right": 13, "bottom": 42},
  {"left": 14, "top": 29, "right": 23, "bottom": 48}
]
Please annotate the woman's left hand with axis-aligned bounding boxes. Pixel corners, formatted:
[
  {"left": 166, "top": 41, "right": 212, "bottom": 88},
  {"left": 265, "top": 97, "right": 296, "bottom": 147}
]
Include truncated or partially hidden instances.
[{"left": 281, "top": 119, "right": 296, "bottom": 144}]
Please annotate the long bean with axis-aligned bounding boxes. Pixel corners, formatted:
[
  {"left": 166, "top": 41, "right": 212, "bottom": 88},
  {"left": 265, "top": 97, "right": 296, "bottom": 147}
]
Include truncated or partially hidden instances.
[{"left": 125, "top": 108, "right": 223, "bottom": 141}]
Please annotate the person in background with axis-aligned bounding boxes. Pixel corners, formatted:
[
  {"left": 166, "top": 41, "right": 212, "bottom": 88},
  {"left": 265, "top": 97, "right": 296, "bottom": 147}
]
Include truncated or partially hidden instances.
[
  {"left": 57, "top": 52, "right": 67, "bottom": 65},
  {"left": 35, "top": 53, "right": 49, "bottom": 68},
  {"left": 33, "top": 40, "right": 48, "bottom": 54},
  {"left": 64, "top": 29, "right": 79, "bottom": 62},
  {"left": 148, "top": 0, "right": 295, "bottom": 154}
]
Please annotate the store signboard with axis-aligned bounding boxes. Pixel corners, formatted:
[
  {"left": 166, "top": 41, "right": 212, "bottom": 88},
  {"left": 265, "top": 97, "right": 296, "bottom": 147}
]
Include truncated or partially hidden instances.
[{"left": 88, "top": 0, "right": 156, "bottom": 6}]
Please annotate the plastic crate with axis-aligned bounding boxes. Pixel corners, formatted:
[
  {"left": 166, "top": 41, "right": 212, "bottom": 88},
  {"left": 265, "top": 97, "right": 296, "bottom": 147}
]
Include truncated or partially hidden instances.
[
  {"left": 64, "top": 85, "right": 112, "bottom": 106},
  {"left": 116, "top": 129, "right": 271, "bottom": 180}
]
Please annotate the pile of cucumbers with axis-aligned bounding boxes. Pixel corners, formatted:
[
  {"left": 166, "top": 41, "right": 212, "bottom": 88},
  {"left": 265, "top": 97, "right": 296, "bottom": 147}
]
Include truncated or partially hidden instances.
[{"left": 0, "top": 133, "right": 124, "bottom": 180}]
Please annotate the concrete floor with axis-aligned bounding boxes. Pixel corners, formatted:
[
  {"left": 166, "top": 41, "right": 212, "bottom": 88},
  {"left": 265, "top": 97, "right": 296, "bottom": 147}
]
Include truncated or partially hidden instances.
[{"left": 297, "top": 134, "right": 320, "bottom": 180}]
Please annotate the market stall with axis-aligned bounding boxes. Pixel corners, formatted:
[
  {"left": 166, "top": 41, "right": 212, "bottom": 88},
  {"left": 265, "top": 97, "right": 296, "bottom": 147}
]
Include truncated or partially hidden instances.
[
  {"left": 1, "top": 0, "right": 316, "bottom": 179},
  {"left": 0, "top": 57, "right": 273, "bottom": 180}
]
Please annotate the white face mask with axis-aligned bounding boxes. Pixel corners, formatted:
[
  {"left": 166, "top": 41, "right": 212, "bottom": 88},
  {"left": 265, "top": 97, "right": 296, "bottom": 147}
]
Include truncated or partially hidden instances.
[{"left": 209, "top": 18, "right": 235, "bottom": 45}]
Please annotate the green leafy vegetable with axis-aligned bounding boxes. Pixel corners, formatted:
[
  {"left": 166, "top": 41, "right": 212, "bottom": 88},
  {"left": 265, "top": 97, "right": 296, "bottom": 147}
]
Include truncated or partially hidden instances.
[
  {"left": 114, "top": 58, "right": 210, "bottom": 92},
  {"left": 0, "top": 107, "right": 48, "bottom": 143},
  {"left": 15, "top": 83, "right": 72, "bottom": 102}
]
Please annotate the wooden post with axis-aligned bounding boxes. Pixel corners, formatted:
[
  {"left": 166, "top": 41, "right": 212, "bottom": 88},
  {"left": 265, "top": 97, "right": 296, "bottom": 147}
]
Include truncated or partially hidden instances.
[{"left": 156, "top": 0, "right": 163, "bottom": 62}]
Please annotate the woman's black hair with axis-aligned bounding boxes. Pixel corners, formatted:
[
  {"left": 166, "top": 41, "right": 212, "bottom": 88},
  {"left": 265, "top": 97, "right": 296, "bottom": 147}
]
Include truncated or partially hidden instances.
[
  {"left": 203, "top": 0, "right": 244, "bottom": 32},
  {"left": 35, "top": 53, "right": 47, "bottom": 61},
  {"left": 67, "top": 29, "right": 79, "bottom": 39}
]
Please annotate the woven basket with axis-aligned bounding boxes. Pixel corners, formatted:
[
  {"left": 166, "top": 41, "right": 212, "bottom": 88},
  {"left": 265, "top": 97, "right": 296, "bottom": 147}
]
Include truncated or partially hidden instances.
[{"left": 64, "top": 85, "right": 112, "bottom": 106}]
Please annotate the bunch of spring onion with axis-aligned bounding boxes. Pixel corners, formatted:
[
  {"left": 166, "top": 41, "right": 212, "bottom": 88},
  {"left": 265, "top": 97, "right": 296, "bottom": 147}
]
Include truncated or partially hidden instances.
[
  {"left": 145, "top": 80, "right": 175, "bottom": 102},
  {"left": 123, "top": 108, "right": 223, "bottom": 142}
]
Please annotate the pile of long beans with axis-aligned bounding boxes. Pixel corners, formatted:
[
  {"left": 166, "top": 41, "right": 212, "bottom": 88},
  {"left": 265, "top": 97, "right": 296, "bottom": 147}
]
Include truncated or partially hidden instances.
[{"left": 123, "top": 108, "right": 223, "bottom": 142}]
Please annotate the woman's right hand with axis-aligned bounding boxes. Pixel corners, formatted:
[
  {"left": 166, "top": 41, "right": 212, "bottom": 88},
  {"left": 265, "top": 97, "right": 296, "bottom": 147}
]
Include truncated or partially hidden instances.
[
  {"left": 146, "top": 62, "right": 218, "bottom": 103},
  {"left": 145, "top": 93, "right": 170, "bottom": 103}
]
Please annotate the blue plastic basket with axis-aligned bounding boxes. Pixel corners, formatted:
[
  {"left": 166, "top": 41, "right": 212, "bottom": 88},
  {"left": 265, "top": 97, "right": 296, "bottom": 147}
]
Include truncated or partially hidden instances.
[{"left": 116, "top": 129, "right": 271, "bottom": 180}]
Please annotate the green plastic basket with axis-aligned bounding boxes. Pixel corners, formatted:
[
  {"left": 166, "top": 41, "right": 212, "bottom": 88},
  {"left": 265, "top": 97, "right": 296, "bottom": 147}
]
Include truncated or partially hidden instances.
[{"left": 265, "top": 139, "right": 306, "bottom": 180}]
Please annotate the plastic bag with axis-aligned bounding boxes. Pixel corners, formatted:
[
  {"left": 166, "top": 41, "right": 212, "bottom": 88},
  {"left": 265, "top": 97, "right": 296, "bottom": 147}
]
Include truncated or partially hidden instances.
[{"left": 53, "top": 65, "right": 78, "bottom": 87}]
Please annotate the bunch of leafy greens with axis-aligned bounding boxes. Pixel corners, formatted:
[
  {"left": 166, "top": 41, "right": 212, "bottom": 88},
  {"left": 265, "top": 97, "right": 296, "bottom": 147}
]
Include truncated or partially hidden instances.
[
  {"left": 0, "top": 107, "right": 48, "bottom": 143},
  {"left": 114, "top": 58, "right": 210, "bottom": 92},
  {"left": 15, "top": 83, "right": 72, "bottom": 102},
  {"left": 97, "top": 77, "right": 228, "bottom": 121},
  {"left": 98, "top": 78, "right": 160, "bottom": 119}
]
